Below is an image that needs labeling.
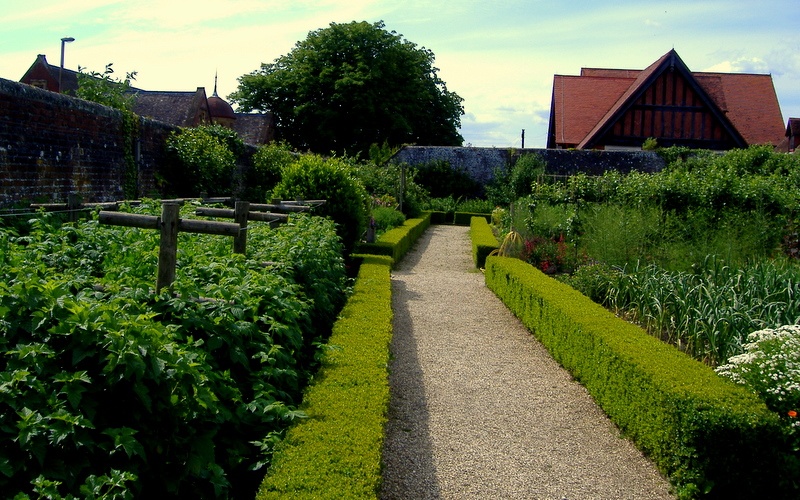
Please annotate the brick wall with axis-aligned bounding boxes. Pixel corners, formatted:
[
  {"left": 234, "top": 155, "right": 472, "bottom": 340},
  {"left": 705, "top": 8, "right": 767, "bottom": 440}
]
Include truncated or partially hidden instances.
[{"left": 0, "top": 77, "right": 181, "bottom": 206}]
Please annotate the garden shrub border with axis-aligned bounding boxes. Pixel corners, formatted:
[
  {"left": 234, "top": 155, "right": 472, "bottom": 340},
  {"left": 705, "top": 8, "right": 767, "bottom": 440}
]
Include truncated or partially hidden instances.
[
  {"left": 469, "top": 216, "right": 499, "bottom": 268},
  {"left": 484, "top": 255, "right": 792, "bottom": 499},
  {"left": 428, "top": 211, "right": 491, "bottom": 226},
  {"left": 256, "top": 255, "right": 394, "bottom": 499},
  {"left": 454, "top": 211, "right": 490, "bottom": 225},
  {"left": 355, "top": 212, "right": 431, "bottom": 265}
]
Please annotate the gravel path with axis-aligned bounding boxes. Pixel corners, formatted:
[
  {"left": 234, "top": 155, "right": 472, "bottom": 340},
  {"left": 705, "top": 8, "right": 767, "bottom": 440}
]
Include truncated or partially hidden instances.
[{"left": 380, "top": 224, "right": 675, "bottom": 500}]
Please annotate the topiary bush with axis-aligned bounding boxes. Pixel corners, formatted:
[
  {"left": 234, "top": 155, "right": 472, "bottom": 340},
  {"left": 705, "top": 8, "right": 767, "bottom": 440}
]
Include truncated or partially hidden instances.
[{"left": 271, "top": 154, "right": 370, "bottom": 256}]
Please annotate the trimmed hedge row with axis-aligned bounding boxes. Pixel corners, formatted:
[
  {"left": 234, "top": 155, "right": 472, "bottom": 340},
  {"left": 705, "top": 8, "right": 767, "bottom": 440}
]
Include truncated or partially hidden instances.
[
  {"left": 469, "top": 216, "right": 499, "bottom": 268},
  {"left": 428, "top": 211, "right": 491, "bottom": 225},
  {"left": 454, "top": 211, "right": 490, "bottom": 225},
  {"left": 256, "top": 255, "right": 394, "bottom": 499},
  {"left": 484, "top": 256, "right": 791, "bottom": 499},
  {"left": 355, "top": 212, "right": 431, "bottom": 265}
]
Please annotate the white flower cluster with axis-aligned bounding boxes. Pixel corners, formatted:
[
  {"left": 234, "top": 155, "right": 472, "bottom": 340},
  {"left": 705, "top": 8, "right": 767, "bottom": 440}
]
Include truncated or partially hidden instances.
[{"left": 715, "top": 325, "right": 800, "bottom": 411}]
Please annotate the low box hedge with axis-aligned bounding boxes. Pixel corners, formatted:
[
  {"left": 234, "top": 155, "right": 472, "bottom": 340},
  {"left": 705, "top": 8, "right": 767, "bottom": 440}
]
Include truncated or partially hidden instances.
[
  {"left": 454, "top": 211, "right": 490, "bottom": 225},
  {"left": 256, "top": 255, "right": 394, "bottom": 499},
  {"left": 485, "top": 255, "right": 791, "bottom": 499},
  {"left": 469, "top": 216, "right": 499, "bottom": 268},
  {"left": 355, "top": 213, "right": 431, "bottom": 266}
]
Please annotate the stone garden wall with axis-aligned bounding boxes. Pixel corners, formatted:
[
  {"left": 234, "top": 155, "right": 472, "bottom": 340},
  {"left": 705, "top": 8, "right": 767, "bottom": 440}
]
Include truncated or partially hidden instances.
[{"left": 391, "top": 146, "right": 666, "bottom": 184}]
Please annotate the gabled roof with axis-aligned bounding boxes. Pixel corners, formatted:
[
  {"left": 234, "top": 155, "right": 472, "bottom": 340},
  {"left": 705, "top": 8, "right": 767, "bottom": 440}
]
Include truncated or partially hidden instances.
[
  {"left": 20, "top": 54, "right": 144, "bottom": 95},
  {"left": 578, "top": 50, "right": 745, "bottom": 149},
  {"left": 20, "top": 54, "right": 81, "bottom": 94},
  {"left": 132, "top": 88, "right": 210, "bottom": 127},
  {"left": 549, "top": 75, "right": 632, "bottom": 148},
  {"left": 787, "top": 117, "right": 800, "bottom": 137},
  {"left": 549, "top": 49, "right": 785, "bottom": 150}
]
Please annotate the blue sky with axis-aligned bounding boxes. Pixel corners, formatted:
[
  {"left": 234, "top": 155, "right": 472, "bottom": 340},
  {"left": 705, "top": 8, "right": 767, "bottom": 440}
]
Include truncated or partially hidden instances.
[{"left": 2, "top": 0, "right": 798, "bottom": 148}]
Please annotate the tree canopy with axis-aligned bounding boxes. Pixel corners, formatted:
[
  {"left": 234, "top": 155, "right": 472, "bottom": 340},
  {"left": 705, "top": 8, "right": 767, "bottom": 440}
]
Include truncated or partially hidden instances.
[{"left": 229, "top": 20, "right": 464, "bottom": 156}]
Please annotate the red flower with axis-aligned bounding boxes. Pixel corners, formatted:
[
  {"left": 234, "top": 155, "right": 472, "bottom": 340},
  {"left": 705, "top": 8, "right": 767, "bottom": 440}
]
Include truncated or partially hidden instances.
[{"left": 788, "top": 410, "right": 797, "bottom": 418}]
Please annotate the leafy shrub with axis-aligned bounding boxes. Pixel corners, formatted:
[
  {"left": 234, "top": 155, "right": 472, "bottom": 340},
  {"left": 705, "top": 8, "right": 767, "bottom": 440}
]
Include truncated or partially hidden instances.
[
  {"left": 371, "top": 206, "right": 406, "bottom": 236},
  {"left": 487, "top": 153, "right": 546, "bottom": 205},
  {"left": 413, "top": 160, "right": 481, "bottom": 199},
  {"left": 272, "top": 154, "right": 370, "bottom": 256},
  {"left": 716, "top": 325, "right": 800, "bottom": 416},
  {"left": 0, "top": 206, "right": 345, "bottom": 498},
  {"left": 352, "top": 161, "right": 427, "bottom": 217},
  {"left": 457, "top": 198, "right": 494, "bottom": 214},
  {"left": 423, "top": 195, "right": 458, "bottom": 214},
  {"left": 164, "top": 126, "right": 239, "bottom": 197},
  {"left": 244, "top": 141, "right": 296, "bottom": 202}
]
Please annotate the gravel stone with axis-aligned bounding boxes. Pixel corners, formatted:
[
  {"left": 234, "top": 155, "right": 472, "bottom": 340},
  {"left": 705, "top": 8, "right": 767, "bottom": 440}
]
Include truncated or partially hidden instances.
[{"left": 380, "top": 225, "right": 675, "bottom": 499}]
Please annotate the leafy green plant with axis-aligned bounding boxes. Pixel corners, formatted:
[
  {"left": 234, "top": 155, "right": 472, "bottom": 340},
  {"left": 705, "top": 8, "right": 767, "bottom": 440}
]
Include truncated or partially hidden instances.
[
  {"left": 371, "top": 206, "right": 406, "bottom": 236},
  {"left": 0, "top": 205, "right": 346, "bottom": 498},
  {"left": 244, "top": 141, "right": 296, "bottom": 202},
  {"left": 414, "top": 160, "right": 481, "bottom": 199},
  {"left": 76, "top": 63, "right": 137, "bottom": 112},
  {"left": 272, "top": 154, "right": 370, "bottom": 256},
  {"left": 164, "top": 126, "right": 239, "bottom": 197},
  {"left": 352, "top": 160, "right": 427, "bottom": 217},
  {"left": 715, "top": 325, "right": 800, "bottom": 482}
]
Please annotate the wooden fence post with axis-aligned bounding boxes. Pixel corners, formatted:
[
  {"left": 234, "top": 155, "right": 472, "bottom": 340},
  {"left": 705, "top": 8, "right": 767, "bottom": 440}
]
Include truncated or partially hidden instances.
[
  {"left": 68, "top": 193, "right": 81, "bottom": 223},
  {"left": 233, "top": 200, "right": 249, "bottom": 255},
  {"left": 157, "top": 202, "right": 181, "bottom": 292}
]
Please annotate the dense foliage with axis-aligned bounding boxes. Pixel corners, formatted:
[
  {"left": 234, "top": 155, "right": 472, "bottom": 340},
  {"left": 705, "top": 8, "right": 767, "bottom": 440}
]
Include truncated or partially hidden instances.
[
  {"left": 272, "top": 154, "right": 370, "bottom": 256},
  {"left": 230, "top": 20, "right": 464, "bottom": 156},
  {"left": 0, "top": 204, "right": 346, "bottom": 498},
  {"left": 243, "top": 142, "right": 296, "bottom": 203},
  {"left": 494, "top": 148, "right": 800, "bottom": 362},
  {"left": 413, "top": 160, "right": 481, "bottom": 199},
  {"left": 75, "top": 63, "right": 137, "bottom": 112},
  {"left": 164, "top": 125, "right": 244, "bottom": 197}
]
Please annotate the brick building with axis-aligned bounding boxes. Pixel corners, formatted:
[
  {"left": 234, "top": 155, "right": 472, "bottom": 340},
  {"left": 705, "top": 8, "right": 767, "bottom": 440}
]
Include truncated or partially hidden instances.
[
  {"left": 20, "top": 54, "right": 273, "bottom": 145},
  {"left": 547, "top": 49, "right": 785, "bottom": 150}
]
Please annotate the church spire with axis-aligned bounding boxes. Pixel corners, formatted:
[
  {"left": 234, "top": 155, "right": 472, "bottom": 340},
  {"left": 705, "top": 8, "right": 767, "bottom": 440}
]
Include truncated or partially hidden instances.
[{"left": 212, "top": 71, "right": 219, "bottom": 97}]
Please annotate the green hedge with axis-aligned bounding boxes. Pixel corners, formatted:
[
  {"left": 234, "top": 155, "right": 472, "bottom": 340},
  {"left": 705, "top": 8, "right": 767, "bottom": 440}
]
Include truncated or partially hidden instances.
[
  {"left": 428, "top": 211, "right": 491, "bottom": 225},
  {"left": 469, "top": 216, "right": 499, "bottom": 268},
  {"left": 257, "top": 255, "right": 394, "bottom": 499},
  {"left": 355, "top": 213, "right": 431, "bottom": 265},
  {"left": 454, "top": 211, "right": 490, "bottom": 225},
  {"left": 485, "top": 256, "right": 791, "bottom": 499}
]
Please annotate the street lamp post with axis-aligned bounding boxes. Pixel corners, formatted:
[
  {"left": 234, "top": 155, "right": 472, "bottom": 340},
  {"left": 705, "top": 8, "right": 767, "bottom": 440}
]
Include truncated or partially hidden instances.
[{"left": 59, "top": 37, "right": 75, "bottom": 93}]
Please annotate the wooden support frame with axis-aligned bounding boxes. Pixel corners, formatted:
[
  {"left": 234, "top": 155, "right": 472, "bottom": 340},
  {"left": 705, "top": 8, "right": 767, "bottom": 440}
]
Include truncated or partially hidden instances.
[{"left": 99, "top": 201, "right": 240, "bottom": 292}]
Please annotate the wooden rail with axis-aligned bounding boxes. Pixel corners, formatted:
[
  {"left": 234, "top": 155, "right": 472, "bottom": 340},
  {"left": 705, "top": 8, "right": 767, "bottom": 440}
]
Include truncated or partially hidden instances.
[{"left": 99, "top": 202, "right": 241, "bottom": 292}]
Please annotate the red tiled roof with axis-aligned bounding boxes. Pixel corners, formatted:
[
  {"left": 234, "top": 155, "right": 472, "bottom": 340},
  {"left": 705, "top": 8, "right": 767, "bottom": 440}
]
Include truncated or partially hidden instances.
[
  {"left": 551, "top": 75, "right": 633, "bottom": 147},
  {"left": 550, "top": 49, "right": 785, "bottom": 149},
  {"left": 695, "top": 72, "right": 784, "bottom": 145}
]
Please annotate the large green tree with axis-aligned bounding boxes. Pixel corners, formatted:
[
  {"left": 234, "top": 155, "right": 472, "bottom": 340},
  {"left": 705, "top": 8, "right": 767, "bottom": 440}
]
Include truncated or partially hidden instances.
[{"left": 230, "top": 20, "right": 464, "bottom": 156}]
